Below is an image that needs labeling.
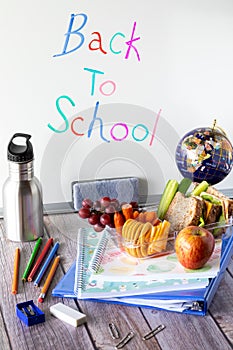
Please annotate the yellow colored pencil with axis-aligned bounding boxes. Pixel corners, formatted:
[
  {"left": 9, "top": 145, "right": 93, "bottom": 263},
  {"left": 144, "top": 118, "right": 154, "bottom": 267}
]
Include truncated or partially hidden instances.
[
  {"left": 38, "top": 256, "right": 60, "bottom": 303},
  {"left": 12, "top": 248, "right": 20, "bottom": 295}
]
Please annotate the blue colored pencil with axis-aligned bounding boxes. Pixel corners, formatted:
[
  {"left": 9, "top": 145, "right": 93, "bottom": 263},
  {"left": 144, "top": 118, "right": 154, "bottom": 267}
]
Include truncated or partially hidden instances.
[{"left": 34, "top": 242, "right": 60, "bottom": 287}]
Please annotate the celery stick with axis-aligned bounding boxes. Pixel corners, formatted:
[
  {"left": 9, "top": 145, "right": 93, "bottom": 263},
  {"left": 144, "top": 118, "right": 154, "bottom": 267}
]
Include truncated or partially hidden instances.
[
  {"left": 157, "top": 179, "right": 179, "bottom": 220},
  {"left": 191, "top": 181, "right": 209, "bottom": 196}
]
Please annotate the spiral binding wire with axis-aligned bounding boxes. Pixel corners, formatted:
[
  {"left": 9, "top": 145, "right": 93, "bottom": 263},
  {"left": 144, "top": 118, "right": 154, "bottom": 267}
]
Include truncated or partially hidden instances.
[
  {"left": 88, "top": 230, "right": 109, "bottom": 273},
  {"left": 74, "top": 228, "right": 87, "bottom": 296}
]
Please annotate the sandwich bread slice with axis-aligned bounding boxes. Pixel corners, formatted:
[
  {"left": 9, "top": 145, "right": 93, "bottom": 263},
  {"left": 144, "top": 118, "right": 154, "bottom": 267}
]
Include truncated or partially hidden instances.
[{"left": 164, "top": 192, "right": 203, "bottom": 232}]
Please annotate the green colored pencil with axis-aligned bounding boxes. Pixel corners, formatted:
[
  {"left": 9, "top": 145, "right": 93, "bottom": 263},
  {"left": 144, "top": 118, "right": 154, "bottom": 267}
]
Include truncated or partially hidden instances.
[{"left": 22, "top": 237, "right": 43, "bottom": 281}]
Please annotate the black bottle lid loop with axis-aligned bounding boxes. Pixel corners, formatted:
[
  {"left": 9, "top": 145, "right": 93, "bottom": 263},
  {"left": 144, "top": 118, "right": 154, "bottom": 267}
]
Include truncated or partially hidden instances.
[{"left": 7, "top": 133, "right": 34, "bottom": 162}]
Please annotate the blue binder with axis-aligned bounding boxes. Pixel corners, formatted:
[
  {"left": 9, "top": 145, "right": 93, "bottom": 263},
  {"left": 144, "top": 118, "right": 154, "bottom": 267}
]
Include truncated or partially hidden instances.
[{"left": 52, "top": 225, "right": 233, "bottom": 315}]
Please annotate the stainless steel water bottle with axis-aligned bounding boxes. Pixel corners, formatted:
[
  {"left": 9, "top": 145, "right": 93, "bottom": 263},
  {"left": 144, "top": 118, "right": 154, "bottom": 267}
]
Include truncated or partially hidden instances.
[{"left": 3, "top": 133, "right": 43, "bottom": 241}]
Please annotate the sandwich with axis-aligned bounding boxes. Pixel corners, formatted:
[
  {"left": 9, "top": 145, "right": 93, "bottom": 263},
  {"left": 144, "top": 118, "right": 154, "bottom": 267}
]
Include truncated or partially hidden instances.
[
  {"left": 158, "top": 179, "right": 233, "bottom": 234},
  {"left": 205, "top": 186, "right": 233, "bottom": 221}
]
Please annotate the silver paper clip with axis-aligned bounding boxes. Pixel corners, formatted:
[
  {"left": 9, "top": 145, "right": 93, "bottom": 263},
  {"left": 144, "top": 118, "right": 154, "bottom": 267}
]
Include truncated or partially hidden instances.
[
  {"left": 109, "top": 323, "right": 120, "bottom": 339},
  {"left": 115, "top": 330, "right": 134, "bottom": 349},
  {"left": 142, "top": 324, "right": 165, "bottom": 340}
]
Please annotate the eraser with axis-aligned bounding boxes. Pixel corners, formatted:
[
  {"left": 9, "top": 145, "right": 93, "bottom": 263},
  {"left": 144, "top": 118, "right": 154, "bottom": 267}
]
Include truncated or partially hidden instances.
[
  {"left": 50, "top": 303, "right": 87, "bottom": 327},
  {"left": 72, "top": 177, "right": 139, "bottom": 210}
]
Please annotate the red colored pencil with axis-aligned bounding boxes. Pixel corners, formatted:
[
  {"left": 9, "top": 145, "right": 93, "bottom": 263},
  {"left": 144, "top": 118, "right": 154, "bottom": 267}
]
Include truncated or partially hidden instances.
[{"left": 27, "top": 238, "right": 53, "bottom": 282}]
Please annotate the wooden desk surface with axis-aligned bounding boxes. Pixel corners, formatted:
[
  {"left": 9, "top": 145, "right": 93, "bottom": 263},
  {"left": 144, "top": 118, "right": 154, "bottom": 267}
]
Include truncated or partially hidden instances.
[{"left": 1, "top": 212, "right": 233, "bottom": 350}]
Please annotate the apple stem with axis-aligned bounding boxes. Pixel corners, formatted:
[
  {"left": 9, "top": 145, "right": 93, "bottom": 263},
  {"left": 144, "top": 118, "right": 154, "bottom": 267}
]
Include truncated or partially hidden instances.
[{"left": 194, "top": 230, "right": 202, "bottom": 236}]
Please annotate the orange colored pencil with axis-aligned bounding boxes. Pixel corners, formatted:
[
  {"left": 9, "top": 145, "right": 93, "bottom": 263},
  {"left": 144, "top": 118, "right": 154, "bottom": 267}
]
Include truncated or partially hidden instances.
[
  {"left": 38, "top": 256, "right": 60, "bottom": 303},
  {"left": 12, "top": 248, "right": 20, "bottom": 294}
]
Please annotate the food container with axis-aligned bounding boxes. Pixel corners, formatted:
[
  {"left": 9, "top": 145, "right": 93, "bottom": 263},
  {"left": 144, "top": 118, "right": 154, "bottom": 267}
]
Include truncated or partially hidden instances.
[
  {"left": 117, "top": 231, "right": 176, "bottom": 259},
  {"left": 109, "top": 216, "right": 233, "bottom": 260},
  {"left": 109, "top": 216, "right": 176, "bottom": 259}
]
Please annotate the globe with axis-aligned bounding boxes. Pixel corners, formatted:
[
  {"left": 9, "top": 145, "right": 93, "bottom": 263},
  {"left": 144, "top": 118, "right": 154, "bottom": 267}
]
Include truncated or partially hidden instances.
[{"left": 176, "top": 126, "right": 233, "bottom": 185}]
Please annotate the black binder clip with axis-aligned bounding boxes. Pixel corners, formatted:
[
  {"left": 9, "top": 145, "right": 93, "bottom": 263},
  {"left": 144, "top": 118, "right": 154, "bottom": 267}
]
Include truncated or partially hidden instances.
[{"left": 16, "top": 300, "right": 45, "bottom": 326}]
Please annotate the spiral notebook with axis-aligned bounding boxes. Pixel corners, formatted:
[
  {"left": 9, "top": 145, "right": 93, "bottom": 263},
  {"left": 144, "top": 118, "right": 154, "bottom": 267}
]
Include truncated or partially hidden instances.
[
  {"left": 53, "top": 262, "right": 209, "bottom": 300},
  {"left": 52, "top": 227, "right": 209, "bottom": 299},
  {"left": 72, "top": 227, "right": 210, "bottom": 299},
  {"left": 88, "top": 231, "right": 222, "bottom": 282}
]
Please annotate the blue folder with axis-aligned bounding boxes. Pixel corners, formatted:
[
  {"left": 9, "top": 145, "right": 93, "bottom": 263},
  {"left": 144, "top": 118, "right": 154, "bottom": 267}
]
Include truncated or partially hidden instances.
[
  {"left": 52, "top": 225, "right": 233, "bottom": 315},
  {"left": 52, "top": 262, "right": 76, "bottom": 298}
]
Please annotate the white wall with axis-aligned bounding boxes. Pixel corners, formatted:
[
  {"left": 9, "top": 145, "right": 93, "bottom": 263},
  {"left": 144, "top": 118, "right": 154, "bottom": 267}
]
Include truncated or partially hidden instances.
[{"left": 1, "top": 0, "right": 233, "bottom": 206}]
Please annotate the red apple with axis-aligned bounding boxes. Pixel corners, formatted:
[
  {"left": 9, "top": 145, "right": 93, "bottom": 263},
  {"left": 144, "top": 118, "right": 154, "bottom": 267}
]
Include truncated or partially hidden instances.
[{"left": 175, "top": 226, "right": 215, "bottom": 270}]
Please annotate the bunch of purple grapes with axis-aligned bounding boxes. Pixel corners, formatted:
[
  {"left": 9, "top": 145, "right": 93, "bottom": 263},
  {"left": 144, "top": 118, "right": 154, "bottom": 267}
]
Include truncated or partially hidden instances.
[{"left": 78, "top": 196, "right": 138, "bottom": 232}]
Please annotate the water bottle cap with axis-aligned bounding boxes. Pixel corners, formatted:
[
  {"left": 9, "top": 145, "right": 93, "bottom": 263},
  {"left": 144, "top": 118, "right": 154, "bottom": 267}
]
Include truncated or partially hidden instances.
[{"left": 7, "top": 133, "right": 34, "bottom": 162}]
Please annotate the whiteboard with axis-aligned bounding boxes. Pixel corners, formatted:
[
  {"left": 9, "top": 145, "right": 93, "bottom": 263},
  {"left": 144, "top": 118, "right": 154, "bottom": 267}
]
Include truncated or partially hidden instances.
[{"left": 1, "top": 0, "right": 233, "bottom": 206}]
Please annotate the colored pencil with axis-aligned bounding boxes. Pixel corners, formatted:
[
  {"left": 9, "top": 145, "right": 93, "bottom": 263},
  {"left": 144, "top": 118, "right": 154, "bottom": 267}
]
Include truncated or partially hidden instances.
[
  {"left": 27, "top": 238, "right": 53, "bottom": 282},
  {"left": 22, "top": 237, "right": 43, "bottom": 281},
  {"left": 34, "top": 242, "right": 60, "bottom": 287},
  {"left": 38, "top": 256, "right": 60, "bottom": 303},
  {"left": 11, "top": 248, "right": 20, "bottom": 294}
]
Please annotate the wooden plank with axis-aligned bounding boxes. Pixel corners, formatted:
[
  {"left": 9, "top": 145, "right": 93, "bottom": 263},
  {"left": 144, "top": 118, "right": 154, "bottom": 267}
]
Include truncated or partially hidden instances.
[
  {"left": 208, "top": 271, "right": 233, "bottom": 345},
  {"left": 0, "top": 219, "right": 95, "bottom": 350},
  {"left": 0, "top": 225, "right": 11, "bottom": 350},
  {"left": 140, "top": 307, "right": 232, "bottom": 350},
  {"left": 78, "top": 300, "right": 163, "bottom": 350}
]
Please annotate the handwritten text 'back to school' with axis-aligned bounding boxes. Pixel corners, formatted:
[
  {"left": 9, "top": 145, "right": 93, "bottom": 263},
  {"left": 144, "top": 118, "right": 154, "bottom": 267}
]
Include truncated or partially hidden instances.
[{"left": 48, "top": 13, "right": 160, "bottom": 146}]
